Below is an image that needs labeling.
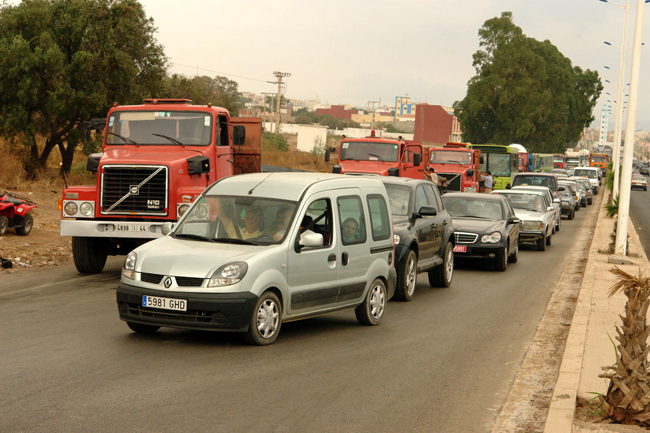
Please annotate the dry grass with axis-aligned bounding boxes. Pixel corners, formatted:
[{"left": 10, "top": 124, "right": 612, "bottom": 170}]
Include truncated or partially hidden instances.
[{"left": 262, "top": 148, "right": 332, "bottom": 173}]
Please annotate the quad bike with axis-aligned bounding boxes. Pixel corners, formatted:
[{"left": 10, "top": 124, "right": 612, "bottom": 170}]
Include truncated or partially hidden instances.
[{"left": 0, "top": 191, "right": 37, "bottom": 236}]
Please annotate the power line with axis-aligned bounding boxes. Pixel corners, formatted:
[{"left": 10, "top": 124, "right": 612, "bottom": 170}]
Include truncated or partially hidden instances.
[{"left": 170, "top": 62, "right": 270, "bottom": 84}]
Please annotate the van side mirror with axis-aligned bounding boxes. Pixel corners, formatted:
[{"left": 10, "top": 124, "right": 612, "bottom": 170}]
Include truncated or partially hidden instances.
[
  {"left": 161, "top": 222, "right": 175, "bottom": 235},
  {"left": 232, "top": 125, "right": 246, "bottom": 146}
]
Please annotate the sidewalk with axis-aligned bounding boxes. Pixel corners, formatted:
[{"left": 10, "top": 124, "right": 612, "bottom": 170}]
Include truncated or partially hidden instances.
[{"left": 543, "top": 198, "right": 650, "bottom": 433}]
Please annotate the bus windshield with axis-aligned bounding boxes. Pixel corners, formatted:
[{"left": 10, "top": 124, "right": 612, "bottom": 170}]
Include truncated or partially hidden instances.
[
  {"left": 339, "top": 141, "right": 399, "bottom": 163},
  {"left": 483, "top": 153, "right": 511, "bottom": 177},
  {"left": 429, "top": 150, "right": 472, "bottom": 165}
]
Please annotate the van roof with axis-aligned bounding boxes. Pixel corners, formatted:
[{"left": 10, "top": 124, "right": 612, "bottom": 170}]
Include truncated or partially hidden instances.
[{"left": 206, "top": 172, "right": 383, "bottom": 201}]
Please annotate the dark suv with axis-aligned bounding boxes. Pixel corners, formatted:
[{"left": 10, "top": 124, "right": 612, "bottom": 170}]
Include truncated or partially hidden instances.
[{"left": 380, "top": 177, "right": 455, "bottom": 301}]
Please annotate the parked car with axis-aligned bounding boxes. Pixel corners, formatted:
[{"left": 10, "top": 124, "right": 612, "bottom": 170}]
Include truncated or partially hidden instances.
[
  {"left": 380, "top": 177, "right": 455, "bottom": 301},
  {"left": 116, "top": 173, "right": 397, "bottom": 345},
  {"left": 510, "top": 185, "right": 561, "bottom": 233},
  {"left": 510, "top": 172, "right": 559, "bottom": 200},
  {"left": 631, "top": 174, "right": 648, "bottom": 191},
  {"left": 569, "top": 177, "right": 593, "bottom": 205},
  {"left": 558, "top": 185, "right": 577, "bottom": 220},
  {"left": 492, "top": 190, "right": 555, "bottom": 251},
  {"left": 558, "top": 181, "right": 582, "bottom": 212},
  {"left": 573, "top": 167, "right": 601, "bottom": 194},
  {"left": 442, "top": 193, "right": 520, "bottom": 271}
]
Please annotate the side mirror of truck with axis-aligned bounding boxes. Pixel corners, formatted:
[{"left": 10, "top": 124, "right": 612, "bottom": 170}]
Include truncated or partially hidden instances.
[
  {"left": 86, "top": 153, "right": 102, "bottom": 173},
  {"left": 187, "top": 155, "right": 210, "bottom": 175},
  {"left": 232, "top": 125, "right": 246, "bottom": 146},
  {"left": 413, "top": 153, "right": 421, "bottom": 167},
  {"left": 479, "top": 156, "right": 484, "bottom": 164},
  {"left": 466, "top": 169, "right": 474, "bottom": 177}
]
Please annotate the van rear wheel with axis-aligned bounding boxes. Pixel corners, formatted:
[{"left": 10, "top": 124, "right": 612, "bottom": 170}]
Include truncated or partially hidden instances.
[{"left": 355, "top": 278, "right": 386, "bottom": 326}]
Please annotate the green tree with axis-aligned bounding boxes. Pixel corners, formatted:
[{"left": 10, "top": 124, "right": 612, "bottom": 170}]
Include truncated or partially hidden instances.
[
  {"left": 455, "top": 12, "right": 602, "bottom": 153},
  {"left": 0, "top": 0, "right": 168, "bottom": 175},
  {"left": 162, "top": 74, "right": 241, "bottom": 115}
]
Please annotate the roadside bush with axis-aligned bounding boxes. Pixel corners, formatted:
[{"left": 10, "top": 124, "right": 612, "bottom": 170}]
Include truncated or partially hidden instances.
[{"left": 262, "top": 132, "right": 288, "bottom": 152}]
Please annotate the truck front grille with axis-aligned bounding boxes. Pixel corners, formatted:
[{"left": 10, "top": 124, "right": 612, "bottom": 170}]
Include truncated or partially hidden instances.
[
  {"left": 100, "top": 165, "right": 168, "bottom": 216},
  {"left": 439, "top": 173, "right": 462, "bottom": 192}
]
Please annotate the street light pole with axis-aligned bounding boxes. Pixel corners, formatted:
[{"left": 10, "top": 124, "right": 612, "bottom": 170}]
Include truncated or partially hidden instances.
[{"left": 614, "top": 0, "right": 646, "bottom": 256}]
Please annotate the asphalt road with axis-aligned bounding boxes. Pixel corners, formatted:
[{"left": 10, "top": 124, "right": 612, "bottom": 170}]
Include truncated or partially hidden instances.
[
  {"left": 630, "top": 174, "right": 650, "bottom": 259},
  {"left": 1, "top": 201, "right": 599, "bottom": 433}
]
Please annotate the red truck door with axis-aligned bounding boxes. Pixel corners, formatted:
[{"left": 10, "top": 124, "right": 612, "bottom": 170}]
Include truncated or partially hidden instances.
[{"left": 400, "top": 144, "right": 423, "bottom": 179}]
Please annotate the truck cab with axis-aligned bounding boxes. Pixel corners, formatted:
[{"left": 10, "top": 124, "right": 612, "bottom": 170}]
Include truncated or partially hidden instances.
[
  {"left": 426, "top": 142, "right": 482, "bottom": 193},
  {"left": 326, "top": 132, "right": 423, "bottom": 178},
  {"left": 60, "top": 99, "right": 262, "bottom": 274}
]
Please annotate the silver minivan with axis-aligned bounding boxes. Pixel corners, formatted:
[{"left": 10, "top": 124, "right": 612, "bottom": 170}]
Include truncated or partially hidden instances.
[{"left": 116, "top": 173, "right": 396, "bottom": 345}]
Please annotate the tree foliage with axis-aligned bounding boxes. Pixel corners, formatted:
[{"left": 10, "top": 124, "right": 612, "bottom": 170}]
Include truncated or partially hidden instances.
[
  {"left": 0, "top": 0, "right": 168, "bottom": 175},
  {"left": 162, "top": 74, "right": 241, "bottom": 116},
  {"left": 455, "top": 12, "right": 603, "bottom": 153}
]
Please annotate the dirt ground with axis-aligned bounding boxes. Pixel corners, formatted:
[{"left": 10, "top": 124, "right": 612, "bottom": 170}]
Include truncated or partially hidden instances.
[{"left": 0, "top": 188, "right": 73, "bottom": 273}]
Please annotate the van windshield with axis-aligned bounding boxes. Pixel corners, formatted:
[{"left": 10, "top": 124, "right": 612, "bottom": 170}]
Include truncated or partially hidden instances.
[
  {"left": 106, "top": 110, "right": 213, "bottom": 146},
  {"left": 174, "top": 196, "right": 297, "bottom": 244}
]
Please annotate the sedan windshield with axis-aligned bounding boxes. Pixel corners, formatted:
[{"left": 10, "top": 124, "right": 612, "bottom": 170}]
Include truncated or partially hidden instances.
[
  {"left": 174, "top": 196, "right": 297, "bottom": 244},
  {"left": 498, "top": 193, "right": 545, "bottom": 212},
  {"left": 106, "top": 110, "right": 213, "bottom": 145},
  {"left": 443, "top": 197, "right": 504, "bottom": 220},
  {"left": 339, "top": 141, "right": 399, "bottom": 162}
]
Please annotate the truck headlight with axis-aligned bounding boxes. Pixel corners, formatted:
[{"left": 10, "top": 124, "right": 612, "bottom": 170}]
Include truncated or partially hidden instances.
[
  {"left": 64, "top": 201, "right": 78, "bottom": 216},
  {"left": 481, "top": 232, "right": 501, "bottom": 243},
  {"left": 79, "top": 202, "right": 94, "bottom": 217},
  {"left": 178, "top": 204, "right": 190, "bottom": 217},
  {"left": 208, "top": 262, "right": 248, "bottom": 287},
  {"left": 122, "top": 251, "right": 137, "bottom": 280}
]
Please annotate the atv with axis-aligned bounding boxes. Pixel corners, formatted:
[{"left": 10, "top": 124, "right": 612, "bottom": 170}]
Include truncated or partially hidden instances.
[{"left": 0, "top": 191, "right": 37, "bottom": 236}]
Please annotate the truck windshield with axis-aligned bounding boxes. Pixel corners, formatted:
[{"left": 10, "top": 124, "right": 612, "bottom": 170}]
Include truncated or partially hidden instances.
[
  {"left": 483, "top": 153, "right": 511, "bottom": 177},
  {"left": 340, "top": 141, "right": 399, "bottom": 163},
  {"left": 173, "top": 196, "right": 297, "bottom": 244},
  {"left": 429, "top": 150, "right": 472, "bottom": 165},
  {"left": 592, "top": 155, "right": 606, "bottom": 163},
  {"left": 106, "top": 111, "right": 213, "bottom": 146}
]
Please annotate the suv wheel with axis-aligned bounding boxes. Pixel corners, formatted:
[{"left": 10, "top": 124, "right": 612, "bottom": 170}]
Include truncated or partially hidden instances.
[
  {"left": 395, "top": 250, "right": 417, "bottom": 301},
  {"left": 429, "top": 242, "right": 454, "bottom": 287},
  {"left": 243, "top": 292, "right": 282, "bottom": 345},
  {"left": 355, "top": 278, "right": 386, "bottom": 325}
]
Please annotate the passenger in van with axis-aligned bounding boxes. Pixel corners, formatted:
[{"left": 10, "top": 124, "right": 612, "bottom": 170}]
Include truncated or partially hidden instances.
[
  {"left": 241, "top": 207, "right": 262, "bottom": 239},
  {"left": 215, "top": 198, "right": 242, "bottom": 239},
  {"left": 342, "top": 217, "right": 360, "bottom": 243},
  {"left": 268, "top": 207, "right": 293, "bottom": 241}
]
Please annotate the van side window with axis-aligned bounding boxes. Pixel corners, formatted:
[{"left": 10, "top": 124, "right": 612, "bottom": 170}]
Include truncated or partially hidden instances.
[
  {"left": 302, "top": 198, "right": 332, "bottom": 247},
  {"left": 337, "top": 196, "right": 366, "bottom": 245},
  {"left": 366, "top": 194, "right": 391, "bottom": 241}
]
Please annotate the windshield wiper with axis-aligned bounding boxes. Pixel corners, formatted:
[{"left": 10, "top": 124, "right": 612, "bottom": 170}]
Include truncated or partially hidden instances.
[
  {"left": 367, "top": 153, "right": 384, "bottom": 162},
  {"left": 174, "top": 233, "right": 215, "bottom": 243},
  {"left": 213, "top": 238, "right": 258, "bottom": 245},
  {"left": 152, "top": 133, "right": 184, "bottom": 146},
  {"left": 106, "top": 132, "right": 138, "bottom": 145}
]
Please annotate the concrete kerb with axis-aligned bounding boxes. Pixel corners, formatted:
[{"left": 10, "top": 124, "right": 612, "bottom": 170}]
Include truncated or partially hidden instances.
[{"left": 543, "top": 194, "right": 650, "bottom": 433}]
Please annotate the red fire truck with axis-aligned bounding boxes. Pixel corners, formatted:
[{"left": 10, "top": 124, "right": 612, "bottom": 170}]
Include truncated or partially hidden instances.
[
  {"left": 60, "top": 99, "right": 262, "bottom": 273},
  {"left": 426, "top": 142, "right": 483, "bottom": 193},
  {"left": 325, "top": 131, "right": 423, "bottom": 178}
]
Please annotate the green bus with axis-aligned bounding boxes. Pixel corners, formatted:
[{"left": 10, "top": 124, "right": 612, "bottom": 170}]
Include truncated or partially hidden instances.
[
  {"left": 532, "top": 153, "right": 554, "bottom": 173},
  {"left": 467, "top": 144, "right": 519, "bottom": 190}
]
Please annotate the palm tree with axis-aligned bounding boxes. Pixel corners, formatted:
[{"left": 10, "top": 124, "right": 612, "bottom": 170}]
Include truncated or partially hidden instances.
[{"left": 599, "top": 267, "right": 650, "bottom": 425}]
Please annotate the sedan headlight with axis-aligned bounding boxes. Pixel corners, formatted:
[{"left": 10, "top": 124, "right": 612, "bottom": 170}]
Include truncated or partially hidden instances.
[
  {"left": 523, "top": 221, "right": 544, "bottom": 230},
  {"left": 122, "top": 251, "right": 137, "bottom": 280},
  {"left": 208, "top": 262, "right": 249, "bottom": 287},
  {"left": 481, "top": 232, "right": 502, "bottom": 243},
  {"left": 562, "top": 201, "right": 569, "bottom": 206}
]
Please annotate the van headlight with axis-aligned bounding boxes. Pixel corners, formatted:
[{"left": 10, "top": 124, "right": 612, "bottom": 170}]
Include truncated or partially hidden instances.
[
  {"left": 122, "top": 251, "right": 137, "bottom": 280},
  {"left": 208, "top": 262, "right": 248, "bottom": 287},
  {"left": 481, "top": 232, "right": 501, "bottom": 243}
]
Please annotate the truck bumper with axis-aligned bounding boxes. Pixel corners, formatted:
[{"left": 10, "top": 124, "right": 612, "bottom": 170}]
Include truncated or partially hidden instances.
[{"left": 60, "top": 219, "right": 166, "bottom": 238}]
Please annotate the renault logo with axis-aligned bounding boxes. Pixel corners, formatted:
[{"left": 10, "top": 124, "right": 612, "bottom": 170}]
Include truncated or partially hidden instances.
[{"left": 163, "top": 277, "right": 173, "bottom": 288}]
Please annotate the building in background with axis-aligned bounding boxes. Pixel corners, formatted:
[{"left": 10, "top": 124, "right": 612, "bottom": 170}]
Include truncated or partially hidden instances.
[
  {"left": 413, "top": 104, "right": 462, "bottom": 146},
  {"left": 316, "top": 105, "right": 360, "bottom": 120},
  {"left": 599, "top": 105, "right": 610, "bottom": 145},
  {"left": 394, "top": 96, "right": 417, "bottom": 121}
]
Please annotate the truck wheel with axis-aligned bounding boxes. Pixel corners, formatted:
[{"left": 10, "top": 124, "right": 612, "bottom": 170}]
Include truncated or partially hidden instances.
[
  {"left": 394, "top": 250, "right": 417, "bottom": 301},
  {"left": 355, "top": 278, "right": 386, "bottom": 326},
  {"left": 429, "top": 242, "right": 454, "bottom": 287},
  {"left": 15, "top": 213, "right": 33, "bottom": 236},
  {"left": 72, "top": 237, "right": 108, "bottom": 274},
  {"left": 0, "top": 216, "right": 8, "bottom": 236},
  {"left": 127, "top": 322, "right": 160, "bottom": 333},
  {"left": 243, "top": 291, "right": 282, "bottom": 345}
]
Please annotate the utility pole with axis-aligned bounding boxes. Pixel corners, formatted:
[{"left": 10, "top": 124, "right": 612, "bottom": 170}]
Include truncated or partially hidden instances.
[
  {"left": 261, "top": 92, "right": 274, "bottom": 123},
  {"left": 269, "top": 71, "right": 290, "bottom": 134}
]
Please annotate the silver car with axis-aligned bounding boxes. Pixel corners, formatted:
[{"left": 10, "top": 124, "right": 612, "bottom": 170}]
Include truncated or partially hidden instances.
[
  {"left": 493, "top": 190, "right": 555, "bottom": 251},
  {"left": 569, "top": 177, "right": 593, "bottom": 205},
  {"left": 558, "top": 180, "right": 583, "bottom": 211},
  {"left": 116, "top": 173, "right": 397, "bottom": 345},
  {"left": 511, "top": 185, "right": 561, "bottom": 234}
]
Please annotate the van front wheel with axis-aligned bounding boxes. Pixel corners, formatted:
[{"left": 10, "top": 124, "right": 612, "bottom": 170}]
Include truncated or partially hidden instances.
[
  {"left": 243, "top": 292, "right": 282, "bottom": 346},
  {"left": 355, "top": 279, "right": 386, "bottom": 326}
]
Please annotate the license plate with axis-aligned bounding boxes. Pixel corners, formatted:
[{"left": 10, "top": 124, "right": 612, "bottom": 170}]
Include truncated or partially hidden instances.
[
  {"left": 116, "top": 224, "right": 149, "bottom": 232},
  {"left": 142, "top": 295, "right": 187, "bottom": 311},
  {"left": 453, "top": 245, "right": 467, "bottom": 253}
]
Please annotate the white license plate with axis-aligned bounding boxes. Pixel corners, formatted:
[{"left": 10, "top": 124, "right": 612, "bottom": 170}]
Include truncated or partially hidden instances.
[
  {"left": 116, "top": 224, "right": 149, "bottom": 232},
  {"left": 142, "top": 295, "right": 187, "bottom": 311},
  {"left": 453, "top": 245, "right": 467, "bottom": 253}
]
